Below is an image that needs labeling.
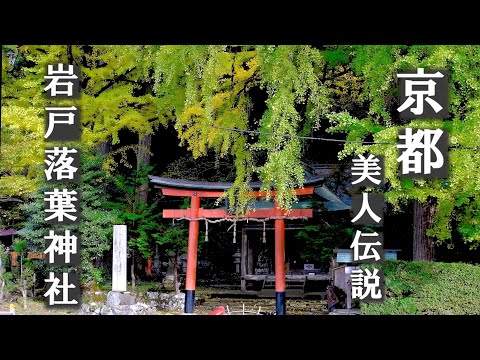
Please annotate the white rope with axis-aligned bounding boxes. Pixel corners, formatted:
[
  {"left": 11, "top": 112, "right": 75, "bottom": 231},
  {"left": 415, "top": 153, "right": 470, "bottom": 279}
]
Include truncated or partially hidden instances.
[
  {"left": 262, "top": 221, "right": 266, "bottom": 243},
  {"left": 233, "top": 221, "right": 237, "bottom": 243},
  {"left": 205, "top": 220, "right": 209, "bottom": 242},
  {"left": 171, "top": 216, "right": 308, "bottom": 223}
]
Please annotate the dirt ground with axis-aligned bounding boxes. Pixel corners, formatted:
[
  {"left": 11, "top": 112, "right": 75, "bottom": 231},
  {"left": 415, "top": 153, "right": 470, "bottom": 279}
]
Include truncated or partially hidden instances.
[{"left": 1, "top": 284, "right": 327, "bottom": 315}]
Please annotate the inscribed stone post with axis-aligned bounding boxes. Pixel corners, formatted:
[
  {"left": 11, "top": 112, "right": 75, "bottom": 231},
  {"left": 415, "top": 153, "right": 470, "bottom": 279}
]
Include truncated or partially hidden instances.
[{"left": 112, "top": 225, "right": 127, "bottom": 292}]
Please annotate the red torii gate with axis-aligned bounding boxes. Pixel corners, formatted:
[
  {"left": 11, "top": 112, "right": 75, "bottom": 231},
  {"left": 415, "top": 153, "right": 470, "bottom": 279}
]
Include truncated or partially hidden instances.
[{"left": 149, "top": 176, "right": 322, "bottom": 315}]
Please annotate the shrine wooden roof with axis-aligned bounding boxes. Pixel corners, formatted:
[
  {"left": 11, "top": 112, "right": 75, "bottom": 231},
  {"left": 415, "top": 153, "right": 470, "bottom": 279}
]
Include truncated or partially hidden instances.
[
  {"left": 148, "top": 174, "right": 325, "bottom": 191},
  {"left": 0, "top": 229, "right": 17, "bottom": 236},
  {"left": 149, "top": 175, "right": 350, "bottom": 211}
]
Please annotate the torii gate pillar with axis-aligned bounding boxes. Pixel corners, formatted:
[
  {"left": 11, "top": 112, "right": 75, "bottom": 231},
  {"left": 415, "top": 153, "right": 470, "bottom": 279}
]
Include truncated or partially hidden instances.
[
  {"left": 159, "top": 187, "right": 314, "bottom": 315},
  {"left": 275, "top": 218, "right": 286, "bottom": 315},
  {"left": 185, "top": 194, "right": 200, "bottom": 314}
]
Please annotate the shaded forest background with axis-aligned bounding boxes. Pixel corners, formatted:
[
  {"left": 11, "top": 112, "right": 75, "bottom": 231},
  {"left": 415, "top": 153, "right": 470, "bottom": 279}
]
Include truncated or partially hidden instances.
[{"left": 1, "top": 45, "right": 479, "bottom": 288}]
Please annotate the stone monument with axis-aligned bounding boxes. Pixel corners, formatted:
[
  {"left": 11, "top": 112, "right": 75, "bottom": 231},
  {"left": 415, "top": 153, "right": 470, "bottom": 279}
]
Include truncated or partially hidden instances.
[{"left": 112, "top": 225, "right": 127, "bottom": 292}]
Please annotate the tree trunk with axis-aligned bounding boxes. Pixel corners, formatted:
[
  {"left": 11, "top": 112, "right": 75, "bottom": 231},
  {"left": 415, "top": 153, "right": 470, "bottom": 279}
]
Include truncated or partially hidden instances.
[
  {"left": 96, "top": 137, "right": 111, "bottom": 274},
  {"left": 136, "top": 134, "right": 151, "bottom": 203},
  {"left": 130, "top": 256, "right": 136, "bottom": 289},
  {"left": 135, "top": 134, "right": 152, "bottom": 278},
  {"left": 0, "top": 256, "right": 3, "bottom": 301},
  {"left": 67, "top": 45, "right": 74, "bottom": 65},
  {"left": 97, "top": 136, "right": 112, "bottom": 155},
  {"left": 173, "top": 253, "right": 180, "bottom": 294},
  {"left": 21, "top": 286, "right": 27, "bottom": 309},
  {"left": 0, "top": 280, "right": 4, "bottom": 301},
  {"left": 32, "top": 272, "right": 36, "bottom": 298},
  {"left": 19, "top": 253, "right": 28, "bottom": 309},
  {"left": 146, "top": 258, "right": 152, "bottom": 276},
  {"left": 413, "top": 199, "right": 437, "bottom": 261}
]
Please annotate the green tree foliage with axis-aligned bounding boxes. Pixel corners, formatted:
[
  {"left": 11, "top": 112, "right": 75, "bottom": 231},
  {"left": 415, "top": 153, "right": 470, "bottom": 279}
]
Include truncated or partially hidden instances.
[
  {"left": 153, "top": 218, "right": 188, "bottom": 294},
  {"left": 325, "top": 45, "right": 480, "bottom": 249},
  {"left": 79, "top": 45, "right": 164, "bottom": 171},
  {"left": 0, "top": 198, "right": 24, "bottom": 229},
  {"left": 3, "top": 44, "right": 480, "bottom": 260},
  {"left": 295, "top": 221, "right": 354, "bottom": 269},
  {"left": 2, "top": 44, "right": 163, "bottom": 281},
  {"left": 11, "top": 239, "right": 36, "bottom": 309},
  {"left": 154, "top": 223, "right": 188, "bottom": 260},
  {"left": 1, "top": 45, "right": 66, "bottom": 198},
  {"left": 78, "top": 152, "right": 121, "bottom": 283},
  {"left": 153, "top": 45, "right": 330, "bottom": 213},
  {"left": 1, "top": 45, "right": 164, "bottom": 196},
  {"left": 19, "top": 151, "right": 120, "bottom": 283},
  {"left": 0, "top": 244, "right": 14, "bottom": 302},
  {"left": 105, "top": 165, "right": 161, "bottom": 287}
]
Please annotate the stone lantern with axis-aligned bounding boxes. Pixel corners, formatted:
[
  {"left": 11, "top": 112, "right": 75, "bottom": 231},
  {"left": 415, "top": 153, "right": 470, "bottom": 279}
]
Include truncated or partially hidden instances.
[{"left": 232, "top": 250, "right": 241, "bottom": 274}]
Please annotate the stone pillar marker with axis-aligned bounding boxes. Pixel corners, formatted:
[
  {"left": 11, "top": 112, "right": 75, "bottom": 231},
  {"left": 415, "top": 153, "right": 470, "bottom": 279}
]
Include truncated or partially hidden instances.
[{"left": 112, "top": 225, "right": 127, "bottom": 292}]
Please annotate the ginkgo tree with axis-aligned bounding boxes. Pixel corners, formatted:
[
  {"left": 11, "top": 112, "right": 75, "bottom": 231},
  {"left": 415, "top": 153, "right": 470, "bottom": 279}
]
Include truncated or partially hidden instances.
[
  {"left": 2, "top": 44, "right": 480, "bottom": 265},
  {"left": 325, "top": 45, "right": 480, "bottom": 259},
  {"left": 153, "top": 45, "right": 331, "bottom": 213},
  {"left": 1, "top": 45, "right": 165, "bottom": 284},
  {"left": 1, "top": 45, "right": 54, "bottom": 198},
  {"left": 1, "top": 45, "right": 164, "bottom": 199}
]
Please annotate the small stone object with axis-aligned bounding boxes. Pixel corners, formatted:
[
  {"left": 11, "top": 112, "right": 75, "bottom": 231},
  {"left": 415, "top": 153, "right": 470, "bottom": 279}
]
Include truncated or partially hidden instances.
[
  {"left": 147, "top": 292, "right": 160, "bottom": 300},
  {"left": 100, "top": 305, "right": 113, "bottom": 315},
  {"left": 106, "top": 291, "right": 136, "bottom": 307},
  {"left": 78, "top": 291, "right": 179, "bottom": 315},
  {"left": 328, "top": 308, "right": 362, "bottom": 315}
]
